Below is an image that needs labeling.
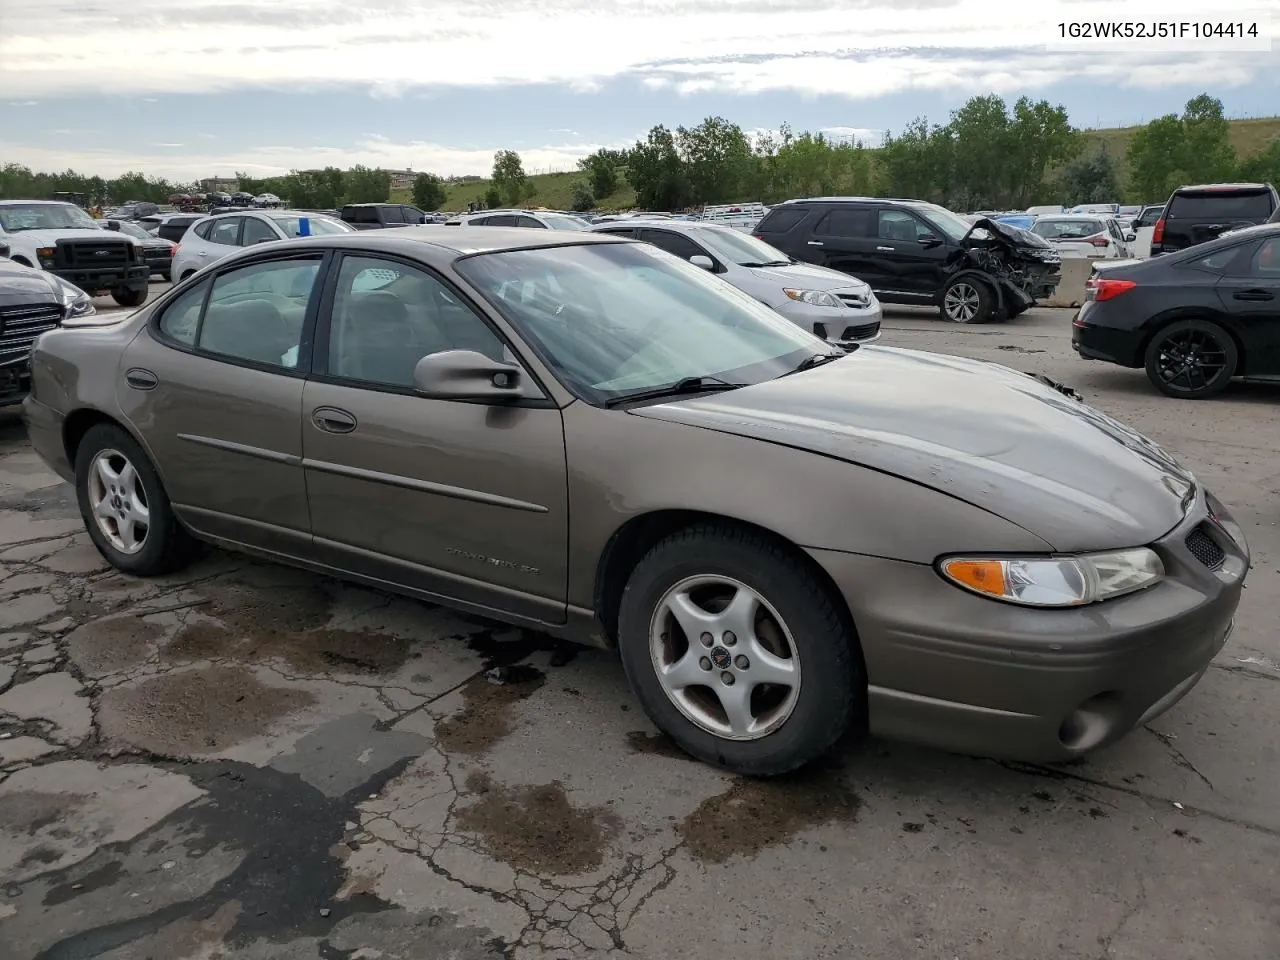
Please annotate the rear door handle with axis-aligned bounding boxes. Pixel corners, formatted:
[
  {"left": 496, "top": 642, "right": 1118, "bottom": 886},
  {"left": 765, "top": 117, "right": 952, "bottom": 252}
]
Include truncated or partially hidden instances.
[
  {"left": 124, "top": 368, "right": 158, "bottom": 390},
  {"left": 876, "top": 245, "right": 895, "bottom": 252},
  {"left": 807, "top": 241, "right": 824, "bottom": 246},
  {"left": 1233, "top": 289, "right": 1274, "bottom": 302},
  {"left": 311, "top": 406, "right": 357, "bottom": 433}
]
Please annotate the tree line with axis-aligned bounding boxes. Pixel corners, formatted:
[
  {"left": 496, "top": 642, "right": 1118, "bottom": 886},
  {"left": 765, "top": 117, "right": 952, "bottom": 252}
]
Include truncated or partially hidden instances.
[{"left": 1, "top": 93, "right": 1276, "bottom": 213}]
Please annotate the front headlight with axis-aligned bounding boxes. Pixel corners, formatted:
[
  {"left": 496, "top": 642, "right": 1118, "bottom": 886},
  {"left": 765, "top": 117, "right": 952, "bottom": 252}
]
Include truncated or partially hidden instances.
[
  {"left": 49, "top": 276, "right": 96, "bottom": 319},
  {"left": 783, "top": 288, "right": 841, "bottom": 308},
  {"left": 938, "top": 548, "right": 1164, "bottom": 607}
]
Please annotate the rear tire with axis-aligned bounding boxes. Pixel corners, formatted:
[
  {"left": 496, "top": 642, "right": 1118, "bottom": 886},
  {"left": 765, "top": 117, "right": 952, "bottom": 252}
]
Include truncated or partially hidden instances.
[
  {"left": 1144, "top": 319, "right": 1238, "bottom": 399},
  {"left": 940, "top": 276, "right": 993, "bottom": 323},
  {"left": 112, "top": 287, "right": 147, "bottom": 307},
  {"left": 74, "top": 424, "right": 198, "bottom": 576},
  {"left": 616, "top": 524, "right": 863, "bottom": 776}
]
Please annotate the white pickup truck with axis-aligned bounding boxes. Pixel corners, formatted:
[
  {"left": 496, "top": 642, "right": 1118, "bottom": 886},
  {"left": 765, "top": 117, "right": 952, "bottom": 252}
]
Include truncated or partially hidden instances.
[{"left": 0, "top": 200, "right": 151, "bottom": 306}]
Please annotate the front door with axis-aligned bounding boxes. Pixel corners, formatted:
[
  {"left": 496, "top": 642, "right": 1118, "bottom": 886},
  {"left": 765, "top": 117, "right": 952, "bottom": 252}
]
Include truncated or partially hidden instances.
[
  {"left": 119, "top": 252, "right": 327, "bottom": 553},
  {"left": 301, "top": 253, "right": 569, "bottom": 625},
  {"left": 1216, "top": 236, "right": 1280, "bottom": 374},
  {"left": 876, "top": 207, "right": 951, "bottom": 299}
]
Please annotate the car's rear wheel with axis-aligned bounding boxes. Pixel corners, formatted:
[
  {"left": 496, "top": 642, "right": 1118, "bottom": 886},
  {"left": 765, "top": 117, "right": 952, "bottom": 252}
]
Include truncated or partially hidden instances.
[
  {"left": 1144, "top": 319, "right": 1238, "bottom": 399},
  {"left": 112, "top": 288, "right": 148, "bottom": 307},
  {"left": 74, "top": 424, "right": 198, "bottom": 576},
  {"left": 616, "top": 525, "right": 863, "bottom": 776},
  {"left": 941, "top": 277, "right": 992, "bottom": 323}
]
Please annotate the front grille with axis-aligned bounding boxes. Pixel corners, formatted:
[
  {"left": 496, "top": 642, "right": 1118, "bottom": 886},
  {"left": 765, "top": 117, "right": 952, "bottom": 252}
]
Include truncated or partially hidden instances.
[
  {"left": 58, "top": 239, "right": 132, "bottom": 268},
  {"left": 840, "top": 320, "right": 880, "bottom": 340},
  {"left": 0, "top": 303, "right": 62, "bottom": 364},
  {"left": 1185, "top": 524, "right": 1226, "bottom": 571},
  {"left": 836, "top": 292, "right": 870, "bottom": 308}
]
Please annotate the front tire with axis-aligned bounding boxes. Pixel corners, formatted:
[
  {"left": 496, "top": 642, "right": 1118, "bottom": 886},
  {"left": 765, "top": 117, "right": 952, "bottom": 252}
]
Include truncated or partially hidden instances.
[
  {"left": 74, "top": 424, "right": 198, "bottom": 576},
  {"left": 1144, "top": 319, "right": 1238, "bottom": 399},
  {"left": 112, "top": 287, "right": 148, "bottom": 307},
  {"left": 940, "top": 276, "right": 992, "bottom": 323},
  {"left": 616, "top": 525, "right": 863, "bottom": 776}
]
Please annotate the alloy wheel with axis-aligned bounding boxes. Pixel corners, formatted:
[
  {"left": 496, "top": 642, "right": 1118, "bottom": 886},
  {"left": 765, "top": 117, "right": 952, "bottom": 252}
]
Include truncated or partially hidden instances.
[
  {"left": 1154, "top": 328, "right": 1228, "bottom": 394},
  {"left": 648, "top": 575, "right": 802, "bottom": 740},
  {"left": 943, "top": 282, "right": 981, "bottom": 322},
  {"left": 87, "top": 448, "right": 151, "bottom": 555}
]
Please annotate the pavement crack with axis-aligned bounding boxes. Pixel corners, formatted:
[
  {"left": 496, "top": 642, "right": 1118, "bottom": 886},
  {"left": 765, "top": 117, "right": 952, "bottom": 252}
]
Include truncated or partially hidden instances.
[{"left": 1144, "top": 726, "right": 1214, "bottom": 790}]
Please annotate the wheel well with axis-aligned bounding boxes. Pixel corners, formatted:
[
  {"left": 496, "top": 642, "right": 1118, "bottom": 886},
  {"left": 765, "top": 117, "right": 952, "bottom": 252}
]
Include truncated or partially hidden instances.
[
  {"left": 11, "top": 256, "right": 33, "bottom": 267},
  {"left": 1138, "top": 315, "right": 1247, "bottom": 373},
  {"left": 180, "top": 270, "right": 196, "bottom": 281},
  {"left": 592, "top": 510, "right": 863, "bottom": 665},
  {"left": 62, "top": 409, "right": 127, "bottom": 467}
]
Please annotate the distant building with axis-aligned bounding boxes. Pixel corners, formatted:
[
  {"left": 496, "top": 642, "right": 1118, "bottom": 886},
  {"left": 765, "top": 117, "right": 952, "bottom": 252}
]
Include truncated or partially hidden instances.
[
  {"left": 199, "top": 177, "right": 239, "bottom": 193},
  {"left": 382, "top": 169, "right": 418, "bottom": 190}
]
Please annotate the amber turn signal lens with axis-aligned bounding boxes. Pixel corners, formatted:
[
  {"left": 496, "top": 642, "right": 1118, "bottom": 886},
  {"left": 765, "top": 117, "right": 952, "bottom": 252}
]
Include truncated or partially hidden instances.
[{"left": 939, "top": 559, "right": 1007, "bottom": 598}]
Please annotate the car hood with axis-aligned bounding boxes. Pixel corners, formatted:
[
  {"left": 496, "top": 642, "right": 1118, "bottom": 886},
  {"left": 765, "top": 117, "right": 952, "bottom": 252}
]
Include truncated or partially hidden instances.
[
  {"left": 633, "top": 346, "right": 1195, "bottom": 552},
  {"left": 747, "top": 262, "right": 870, "bottom": 291},
  {"left": 0, "top": 259, "right": 58, "bottom": 298},
  {"left": 3, "top": 228, "right": 137, "bottom": 245}
]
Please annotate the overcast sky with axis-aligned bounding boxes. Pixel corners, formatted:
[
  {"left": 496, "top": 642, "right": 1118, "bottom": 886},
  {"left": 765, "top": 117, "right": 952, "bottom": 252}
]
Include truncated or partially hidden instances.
[{"left": 1, "top": 0, "right": 1276, "bottom": 181}]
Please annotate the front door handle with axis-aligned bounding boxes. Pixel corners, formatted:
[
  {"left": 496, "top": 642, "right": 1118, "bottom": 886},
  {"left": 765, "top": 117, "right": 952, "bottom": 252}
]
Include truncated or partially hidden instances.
[
  {"left": 807, "top": 241, "right": 824, "bottom": 246},
  {"left": 1233, "top": 289, "right": 1274, "bottom": 302},
  {"left": 876, "top": 245, "right": 895, "bottom": 252},
  {"left": 311, "top": 406, "right": 357, "bottom": 433}
]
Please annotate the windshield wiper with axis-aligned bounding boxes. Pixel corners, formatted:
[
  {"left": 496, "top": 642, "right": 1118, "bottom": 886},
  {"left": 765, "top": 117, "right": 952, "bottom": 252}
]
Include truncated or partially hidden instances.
[
  {"left": 604, "top": 375, "right": 747, "bottom": 408},
  {"left": 785, "top": 352, "right": 845, "bottom": 375},
  {"left": 738, "top": 260, "right": 792, "bottom": 267}
]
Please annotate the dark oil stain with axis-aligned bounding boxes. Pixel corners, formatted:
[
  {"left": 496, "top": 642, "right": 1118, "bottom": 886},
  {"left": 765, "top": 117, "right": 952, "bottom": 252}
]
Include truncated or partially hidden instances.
[
  {"left": 198, "top": 574, "right": 336, "bottom": 634},
  {"left": 0, "top": 790, "right": 91, "bottom": 836},
  {"left": 455, "top": 771, "right": 621, "bottom": 875},
  {"left": 1172, "top": 828, "right": 1203, "bottom": 844},
  {"left": 162, "top": 621, "right": 414, "bottom": 676},
  {"left": 625, "top": 730, "right": 691, "bottom": 762},
  {"left": 1031, "top": 790, "right": 1054, "bottom": 802},
  {"left": 1087, "top": 807, "right": 1107, "bottom": 819},
  {"left": 18, "top": 845, "right": 61, "bottom": 867},
  {"left": 43, "top": 860, "right": 124, "bottom": 906},
  {"left": 677, "top": 763, "right": 861, "bottom": 864},
  {"left": 98, "top": 665, "right": 316, "bottom": 757},
  {"left": 465, "top": 627, "right": 581, "bottom": 672},
  {"left": 435, "top": 666, "right": 546, "bottom": 757},
  {"left": 901, "top": 822, "right": 926, "bottom": 833},
  {"left": 66, "top": 615, "right": 165, "bottom": 675}
]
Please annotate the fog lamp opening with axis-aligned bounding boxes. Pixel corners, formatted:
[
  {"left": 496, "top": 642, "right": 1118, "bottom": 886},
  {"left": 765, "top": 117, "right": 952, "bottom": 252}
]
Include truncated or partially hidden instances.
[{"left": 1058, "top": 691, "right": 1124, "bottom": 752}]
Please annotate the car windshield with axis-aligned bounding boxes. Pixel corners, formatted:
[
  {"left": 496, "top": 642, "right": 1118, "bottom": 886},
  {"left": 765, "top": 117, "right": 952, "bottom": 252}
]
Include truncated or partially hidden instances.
[
  {"left": 0, "top": 202, "right": 99, "bottom": 232},
  {"left": 113, "top": 221, "right": 154, "bottom": 241},
  {"left": 696, "top": 226, "right": 791, "bottom": 266},
  {"left": 455, "top": 242, "right": 827, "bottom": 404},
  {"left": 911, "top": 204, "right": 972, "bottom": 243},
  {"left": 269, "top": 215, "right": 353, "bottom": 237},
  {"left": 1033, "top": 219, "right": 1104, "bottom": 239},
  {"left": 542, "top": 214, "right": 592, "bottom": 231}
]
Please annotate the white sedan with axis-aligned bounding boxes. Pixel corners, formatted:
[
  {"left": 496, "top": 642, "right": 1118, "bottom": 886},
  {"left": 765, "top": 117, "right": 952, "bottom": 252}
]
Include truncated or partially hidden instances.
[{"left": 172, "top": 210, "right": 352, "bottom": 281}]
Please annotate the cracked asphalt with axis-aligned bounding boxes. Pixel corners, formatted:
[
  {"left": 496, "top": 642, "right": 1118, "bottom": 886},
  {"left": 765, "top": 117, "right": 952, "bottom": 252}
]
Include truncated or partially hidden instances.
[{"left": 1, "top": 305, "right": 1278, "bottom": 959}]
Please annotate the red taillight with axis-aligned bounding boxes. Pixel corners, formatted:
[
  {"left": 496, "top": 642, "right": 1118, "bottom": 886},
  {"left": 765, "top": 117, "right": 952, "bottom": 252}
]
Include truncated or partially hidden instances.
[
  {"left": 1086, "top": 234, "right": 1109, "bottom": 247},
  {"left": 1152, "top": 219, "right": 1165, "bottom": 244},
  {"left": 1085, "top": 277, "right": 1137, "bottom": 302}
]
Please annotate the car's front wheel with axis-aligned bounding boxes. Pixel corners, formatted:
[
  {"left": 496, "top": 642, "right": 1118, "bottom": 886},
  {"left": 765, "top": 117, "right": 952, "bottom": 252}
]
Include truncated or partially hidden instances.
[
  {"left": 74, "top": 424, "right": 198, "bottom": 576},
  {"left": 112, "top": 287, "right": 148, "bottom": 307},
  {"left": 1144, "top": 318, "right": 1239, "bottom": 399},
  {"left": 617, "top": 525, "right": 863, "bottom": 776},
  {"left": 940, "top": 277, "right": 992, "bottom": 323}
]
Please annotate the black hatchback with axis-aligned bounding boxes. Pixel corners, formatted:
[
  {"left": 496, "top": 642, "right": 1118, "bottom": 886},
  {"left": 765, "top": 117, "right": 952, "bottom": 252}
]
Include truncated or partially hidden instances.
[{"left": 1072, "top": 223, "right": 1280, "bottom": 398}]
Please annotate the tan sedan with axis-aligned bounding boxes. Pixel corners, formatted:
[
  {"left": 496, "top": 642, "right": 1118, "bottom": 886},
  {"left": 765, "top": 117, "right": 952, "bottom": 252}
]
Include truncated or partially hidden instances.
[{"left": 22, "top": 228, "right": 1248, "bottom": 775}]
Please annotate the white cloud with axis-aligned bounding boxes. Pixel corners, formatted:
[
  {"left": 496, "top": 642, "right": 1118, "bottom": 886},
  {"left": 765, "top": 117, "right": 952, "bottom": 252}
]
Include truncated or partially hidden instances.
[
  {"left": 2, "top": 0, "right": 1274, "bottom": 99},
  {"left": 0, "top": 135, "right": 636, "bottom": 182}
]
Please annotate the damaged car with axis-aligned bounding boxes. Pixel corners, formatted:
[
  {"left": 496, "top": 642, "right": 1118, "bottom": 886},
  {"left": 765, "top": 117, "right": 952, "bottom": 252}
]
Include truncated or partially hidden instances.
[{"left": 754, "top": 198, "right": 1061, "bottom": 323}]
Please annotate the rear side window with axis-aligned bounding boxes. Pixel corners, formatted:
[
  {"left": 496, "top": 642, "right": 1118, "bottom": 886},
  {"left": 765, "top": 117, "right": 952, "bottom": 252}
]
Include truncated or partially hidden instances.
[
  {"left": 381, "top": 206, "right": 404, "bottom": 224},
  {"left": 1168, "top": 191, "right": 1274, "bottom": 220},
  {"left": 755, "top": 207, "right": 807, "bottom": 234},
  {"left": 516, "top": 216, "right": 547, "bottom": 228},
  {"left": 814, "top": 207, "right": 872, "bottom": 237},
  {"left": 192, "top": 220, "right": 214, "bottom": 240},
  {"left": 207, "top": 218, "right": 242, "bottom": 246},
  {"left": 344, "top": 206, "right": 378, "bottom": 224},
  {"left": 639, "top": 229, "right": 705, "bottom": 261},
  {"left": 1253, "top": 237, "right": 1280, "bottom": 275}
]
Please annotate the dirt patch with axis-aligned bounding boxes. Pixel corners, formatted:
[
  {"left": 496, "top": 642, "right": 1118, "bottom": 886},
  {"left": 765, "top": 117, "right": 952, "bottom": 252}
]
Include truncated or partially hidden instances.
[
  {"left": 161, "top": 621, "right": 414, "bottom": 676},
  {"left": 97, "top": 665, "right": 316, "bottom": 756},
  {"left": 678, "top": 765, "right": 861, "bottom": 863},
  {"left": 0, "top": 790, "right": 90, "bottom": 836},
  {"left": 198, "top": 575, "right": 335, "bottom": 634},
  {"left": 66, "top": 615, "right": 164, "bottom": 676},
  {"left": 625, "top": 731, "right": 692, "bottom": 762},
  {"left": 456, "top": 771, "right": 621, "bottom": 875},
  {"left": 435, "top": 665, "right": 545, "bottom": 757}
]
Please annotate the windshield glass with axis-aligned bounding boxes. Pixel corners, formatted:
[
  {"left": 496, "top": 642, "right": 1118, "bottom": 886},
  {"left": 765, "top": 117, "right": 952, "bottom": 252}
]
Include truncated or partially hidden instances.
[
  {"left": 114, "top": 221, "right": 155, "bottom": 241},
  {"left": 0, "top": 202, "right": 99, "bottom": 232},
  {"left": 1033, "top": 218, "right": 1104, "bottom": 239},
  {"left": 696, "top": 226, "right": 790, "bottom": 265},
  {"left": 270, "top": 215, "right": 353, "bottom": 237},
  {"left": 542, "top": 214, "right": 592, "bottom": 231},
  {"left": 911, "top": 204, "right": 972, "bottom": 243},
  {"left": 455, "top": 242, "right": 825, "bottom": 404}
]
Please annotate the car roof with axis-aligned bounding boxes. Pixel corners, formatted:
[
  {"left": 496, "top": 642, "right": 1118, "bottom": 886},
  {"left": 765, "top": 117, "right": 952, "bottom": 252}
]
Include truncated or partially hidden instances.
[
  {"left": 1174, "top": 182, "right": 1273, "bottom": 194},
  {"left": 0, "top": 199, "right": 75, "bottom": 205},
  {"left": 779, "top": 196, "right": 933, "bottom": 206},
  {"left": 1036, "top": 213, "right": 1109, "bottom": 220},
  {"left": 595, "top": 219, "right": 732, "bottom": 233}
]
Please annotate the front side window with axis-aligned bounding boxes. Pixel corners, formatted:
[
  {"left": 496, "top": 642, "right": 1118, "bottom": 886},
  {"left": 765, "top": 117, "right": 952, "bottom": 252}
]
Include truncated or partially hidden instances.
[
  {"left": 455, "top": 242, "right": 823, "bottom": 405},
  {"left": 196, "top": 259, "right": 322, "bottom": 368},
  {"left": 878, "top": 209, "right": 928, "bottom": 242},
  {"left": 516, "top": 216, "right": 547, "bottom": 229},
  {"left": 325, "top": 256, "right": 507, "bottom": 388},
  {"left": 240, "top": 216, "right": 279, "bottom": 246},
  {"left": 157, "top": 281, "right": 208, "bottom": 346},
  {"left": 207, "top": 217, "right": 242, "bottom": 246}
]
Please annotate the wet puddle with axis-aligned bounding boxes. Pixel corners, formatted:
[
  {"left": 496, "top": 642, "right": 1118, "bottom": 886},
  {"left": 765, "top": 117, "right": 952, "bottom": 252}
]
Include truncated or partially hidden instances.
[
  {"left": 455, "top": 771, "right": 621, "bottom": 875},
  {"left": 162, "top": 621, "right": 415, "bottom": 676}
]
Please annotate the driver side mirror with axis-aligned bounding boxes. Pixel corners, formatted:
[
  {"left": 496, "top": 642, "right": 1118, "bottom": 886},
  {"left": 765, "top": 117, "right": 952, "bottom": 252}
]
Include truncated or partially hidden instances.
[
  {"left": 918, "top": 233, "right": 942, "bottom": 248},
  {"left": 689, "top": 254, "right": 715, "bottom": 271},
  {"left": 413, "top": 350, "right": 525, "bottom": 401},
  {"left": 1124, "top": 233, "right": 1137, "bottom": 243}
]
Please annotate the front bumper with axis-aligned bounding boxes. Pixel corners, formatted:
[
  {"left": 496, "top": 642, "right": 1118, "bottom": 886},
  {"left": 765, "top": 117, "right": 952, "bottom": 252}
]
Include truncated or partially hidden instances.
[
  {"left": 22, "top": 395, "right": 73, "bottom": 481},
  {"left": 52, "top": 264, "right": 150, "bottom": 295},
  {"left": 0, "top": 360, "right": 32, "bottom": 408},
  {"left": 775, "top": 298, "right": 883, "bottom": 345},
  {"left": 142, "top": 251, "right": 174, "bottom": 276},
  {"left": 808, "top": 487, "right": 1247, "bottom": 762}
]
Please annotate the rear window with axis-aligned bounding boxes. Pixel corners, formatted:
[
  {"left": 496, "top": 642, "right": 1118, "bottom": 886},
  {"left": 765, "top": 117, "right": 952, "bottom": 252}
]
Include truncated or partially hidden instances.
[
  {"left": 1032, "top": 219, "right": 1104, "bottom": 239},
  {"left": 1168, "top": 191, "right": 1274, "bottom": 220},
  {"left": 755, "top": 207, "right": 807, "bottom": 234}
]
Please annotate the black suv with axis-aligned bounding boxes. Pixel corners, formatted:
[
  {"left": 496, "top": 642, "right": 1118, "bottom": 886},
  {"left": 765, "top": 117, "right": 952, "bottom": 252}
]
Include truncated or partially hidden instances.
[
  {"left": 1150, "top": 182, "right": 1279, "bottom": 256},
  {"left": 754, "top": 198, "right": 1061, "bottom": 323},
  {"left": 340, "top": 203, "right": 431, "bottom": 229}
]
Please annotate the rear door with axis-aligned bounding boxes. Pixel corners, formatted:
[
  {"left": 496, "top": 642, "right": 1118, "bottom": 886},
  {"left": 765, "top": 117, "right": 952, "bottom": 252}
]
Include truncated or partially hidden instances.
[
  {"left": 1215, "top": 235, "right": 1280, "bottom": 374},
  {"left": 798, "top": 205, "right": 882, "bottom": 284},
  {"left": 194, "top": 216, "right": 244, "bottom": 267}
]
